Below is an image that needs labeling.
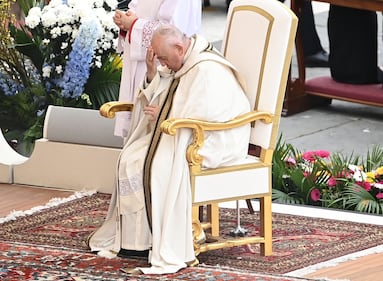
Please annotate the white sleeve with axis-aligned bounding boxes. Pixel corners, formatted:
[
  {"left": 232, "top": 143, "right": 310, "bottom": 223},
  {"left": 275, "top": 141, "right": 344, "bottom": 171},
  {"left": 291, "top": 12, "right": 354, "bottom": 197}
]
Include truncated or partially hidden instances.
[{"left": 129, "top": 0, "right": 201, "bottom": 60}]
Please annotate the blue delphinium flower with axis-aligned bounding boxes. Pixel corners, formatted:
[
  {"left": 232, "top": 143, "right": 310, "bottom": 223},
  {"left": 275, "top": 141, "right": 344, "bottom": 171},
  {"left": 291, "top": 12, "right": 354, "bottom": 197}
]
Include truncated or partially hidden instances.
[
  {"left": 0, "top": 73, "right": 24, "bottom": 96},
  {"left": 59, "top": 17, "right": 102, "bottom": 98}
]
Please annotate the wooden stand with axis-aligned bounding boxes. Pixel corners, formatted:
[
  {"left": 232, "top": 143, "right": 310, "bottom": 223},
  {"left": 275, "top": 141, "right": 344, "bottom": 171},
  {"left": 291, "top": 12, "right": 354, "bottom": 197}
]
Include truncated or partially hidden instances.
[{"left": 283, "top": 0, "right": 383, "bottom": 116}]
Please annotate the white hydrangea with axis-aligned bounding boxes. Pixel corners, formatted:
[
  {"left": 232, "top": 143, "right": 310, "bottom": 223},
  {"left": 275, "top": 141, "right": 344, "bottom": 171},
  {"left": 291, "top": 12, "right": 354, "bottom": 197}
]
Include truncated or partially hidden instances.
[
  {"left": 71, "top": 2, "right": 92, "bottom": 19},
  {"left": 55, "top": 65, "right": 63, "bottom": 74},
  {"left": 56, "top": 5, "right": 76, "bottom": 25},
  {"left": 66, "top": 0, "right": 77, "bottom": 6},
  {"left": 41, "top": 9, "right": 59, "bottom": 28},
  {"left": 105, "top": 0, "right": 118, "bottom": 9},
  {"left": 104, "top": 31, "right": 115, "bottom": 41},
  {"left": 61, "top": 42, "right": 69, "bottom": 50},
  {"left": 94, "top": 8, "right": 110, "bottom": 23},
  {"left": 28, "top": 6, "right": 42, "bottom": 18},
  {"left": 25, "top": 7, "right": 42, "bottom": 29},
  {"left": 50, "top": 27, "right": 62, "bottom": 38},
  {"left": 71, "top": 28, "right": 79, "bottom": 39},
  {"left": 61, "top": 24, "right": 73, "bottom": 35},
  {"left": 100, "top": 41, "right": 111, "bottom": 51},
  {"left": 42, "top": 65, "right": 52, "bottom": 78},
  {"left": 94, "top": 58, "right": 102, "bottom": 68}
]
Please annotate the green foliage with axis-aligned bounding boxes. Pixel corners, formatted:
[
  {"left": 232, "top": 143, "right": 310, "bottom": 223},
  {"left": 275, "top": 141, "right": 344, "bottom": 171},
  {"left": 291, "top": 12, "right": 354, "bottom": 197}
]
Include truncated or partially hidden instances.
[
  {"left": 364, "top": 146, "right": 383, "bottom": 172},
  {"left": 343, "top": 184, "right": 383, "bottom": 214},
  {"left": 85, "top": 55, "right": 121, "bottom": 109},
  {"left": 9, "top": 23, "right": 44, "bottom": 73}
]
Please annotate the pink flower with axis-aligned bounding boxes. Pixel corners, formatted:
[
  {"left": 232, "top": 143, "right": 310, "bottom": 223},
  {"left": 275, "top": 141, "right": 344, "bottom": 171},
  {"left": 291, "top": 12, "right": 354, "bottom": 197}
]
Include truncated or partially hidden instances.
[
  {"left": 310, "top": 188, "right": 321, "bottom": 202},
  {"left": 340, "top": 170, "right": 352, "bottom": 179},
  {"left": 356, "top": 181, "right": 371, "bottom": 191},
  {"left": 302, "top": 151, "right": 316, "bottom": 162},
  {"left": 302, "top": 150, "right": 330, "bottom": 162},
  {"left": 315, "top": 150, "right": 330, "bottom": 158},
  {"left": 334, "top": 170, "right": 354, "bottom": 183},
  {"left": 285, "top": 157, "right": 296, "bottom": 167},
  {"left": 328, "top": 177, "right": 337, "bottom": 187},
  {"left": 376, "top": 193, "right": 383, "bottom": 199}
]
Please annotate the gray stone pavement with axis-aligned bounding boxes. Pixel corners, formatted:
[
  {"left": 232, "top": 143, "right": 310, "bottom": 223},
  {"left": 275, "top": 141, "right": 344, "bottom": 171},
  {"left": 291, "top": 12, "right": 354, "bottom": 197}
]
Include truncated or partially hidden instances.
[{"left": 201, "top": 0, "right": 383, "bottom": 158}]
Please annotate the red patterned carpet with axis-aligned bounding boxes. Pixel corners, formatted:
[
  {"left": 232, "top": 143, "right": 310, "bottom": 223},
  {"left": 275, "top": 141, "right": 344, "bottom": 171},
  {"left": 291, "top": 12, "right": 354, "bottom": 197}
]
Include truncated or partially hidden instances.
[
  {"left": 0, "top": 242, "right": 322, "bottom": 281},
  {"left": 1, "top": 192, "right": 383, "bottom": 280}
]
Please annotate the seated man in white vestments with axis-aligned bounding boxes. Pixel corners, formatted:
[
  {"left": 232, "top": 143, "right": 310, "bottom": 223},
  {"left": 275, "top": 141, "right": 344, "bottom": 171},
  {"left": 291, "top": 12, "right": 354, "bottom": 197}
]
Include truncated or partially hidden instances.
[{"left": 88, "top": 24, "right": 251, "bottom": 275}]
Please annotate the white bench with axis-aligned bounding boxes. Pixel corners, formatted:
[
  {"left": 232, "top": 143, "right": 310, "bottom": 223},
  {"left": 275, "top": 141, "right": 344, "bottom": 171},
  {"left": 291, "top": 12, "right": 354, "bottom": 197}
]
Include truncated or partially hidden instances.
[{"left": 11, "top": 105, "right": 123, "bottom": 193}]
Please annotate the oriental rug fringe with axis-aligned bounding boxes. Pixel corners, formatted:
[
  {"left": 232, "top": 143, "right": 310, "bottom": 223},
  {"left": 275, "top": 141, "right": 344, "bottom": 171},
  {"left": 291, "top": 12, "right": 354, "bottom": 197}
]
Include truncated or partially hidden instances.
[{"left": 0, "top": 192, "right": 382, "bottom": 279}]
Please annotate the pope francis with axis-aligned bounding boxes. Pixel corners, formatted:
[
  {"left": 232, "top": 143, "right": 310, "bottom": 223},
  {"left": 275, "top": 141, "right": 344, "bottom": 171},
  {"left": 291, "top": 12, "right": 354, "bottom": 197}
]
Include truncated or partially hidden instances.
[{"left": 88, "top": 24, "right": 251, "bottom": 275}]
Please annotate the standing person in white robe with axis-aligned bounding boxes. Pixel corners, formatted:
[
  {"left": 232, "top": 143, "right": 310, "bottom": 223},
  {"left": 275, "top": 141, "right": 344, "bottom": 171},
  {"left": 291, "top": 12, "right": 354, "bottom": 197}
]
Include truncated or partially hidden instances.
[
  {"left": 88, "top": 24, "right": 251, "bottom": 274},
  {"left": 112, "top": 0, "right": 201, "bottom": 138}
]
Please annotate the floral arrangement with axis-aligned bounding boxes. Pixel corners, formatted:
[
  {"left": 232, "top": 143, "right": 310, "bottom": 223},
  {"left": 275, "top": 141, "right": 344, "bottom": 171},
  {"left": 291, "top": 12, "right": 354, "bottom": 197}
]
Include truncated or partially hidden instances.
[
  {"left": 272, "top": 136, "right": 383, "bottom": 214},
  {"left": 0, "top": 0, "right": 121, "bottom": 150}
]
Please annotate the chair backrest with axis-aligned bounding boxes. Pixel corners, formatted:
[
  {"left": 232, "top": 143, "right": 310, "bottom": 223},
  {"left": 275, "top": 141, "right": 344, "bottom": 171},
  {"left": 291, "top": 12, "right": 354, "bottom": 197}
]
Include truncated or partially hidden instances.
[{"left": 221, "top": 0, "right": 297, "bottom": 150}]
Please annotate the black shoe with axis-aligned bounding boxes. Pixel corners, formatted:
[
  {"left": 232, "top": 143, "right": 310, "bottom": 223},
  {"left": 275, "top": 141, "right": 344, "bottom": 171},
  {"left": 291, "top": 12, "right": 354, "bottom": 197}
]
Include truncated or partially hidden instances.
[
  {"left": 117, "top": 249, "right": 149, "bottom": 258},
  {"left": 305, "top": 50, "right": 329, "bottom": 68}
]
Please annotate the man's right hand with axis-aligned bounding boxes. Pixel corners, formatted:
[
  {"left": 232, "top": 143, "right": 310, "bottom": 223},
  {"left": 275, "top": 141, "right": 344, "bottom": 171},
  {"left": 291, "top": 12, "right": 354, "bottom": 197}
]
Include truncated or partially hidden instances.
[{"left": 146, "top": 46, "right": 157, "bottom": 83}]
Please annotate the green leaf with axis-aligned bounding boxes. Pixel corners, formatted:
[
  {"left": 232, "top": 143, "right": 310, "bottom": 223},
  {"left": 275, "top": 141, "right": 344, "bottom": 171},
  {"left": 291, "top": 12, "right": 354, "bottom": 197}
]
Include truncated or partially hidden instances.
[
  {"left": 9, "top": 25, "right": 44, "bottom": 71},
  {"left": 365, "top": 146, "right": 383, "bottom": 171},
  {"left": 272, "top": 188, "right": 304, "bottom": 205},
  {"left": 84, "top": 55, "right": 122, "bottom": 109},
  {"left": 343, "top": 184, "right": 383, "bottom": 214}
]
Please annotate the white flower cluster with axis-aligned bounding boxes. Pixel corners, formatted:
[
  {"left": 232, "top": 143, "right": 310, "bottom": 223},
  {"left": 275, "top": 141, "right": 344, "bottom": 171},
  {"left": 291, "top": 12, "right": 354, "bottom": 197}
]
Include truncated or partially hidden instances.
[
  {"left": 348, "top": 164, "right": 367, "bottom": 182},
  {"left": 25, "top": 0, "right": 119, "bottom": 76}
]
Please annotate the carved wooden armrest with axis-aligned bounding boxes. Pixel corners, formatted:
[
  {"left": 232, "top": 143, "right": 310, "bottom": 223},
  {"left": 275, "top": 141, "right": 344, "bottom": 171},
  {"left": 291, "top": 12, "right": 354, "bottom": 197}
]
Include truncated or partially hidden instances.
[
  {"left": 99, "top": 101, "right": 134, "bottom": 118},
  {"left": 160, "top": 111, "right": 274, "bottom": 172}
]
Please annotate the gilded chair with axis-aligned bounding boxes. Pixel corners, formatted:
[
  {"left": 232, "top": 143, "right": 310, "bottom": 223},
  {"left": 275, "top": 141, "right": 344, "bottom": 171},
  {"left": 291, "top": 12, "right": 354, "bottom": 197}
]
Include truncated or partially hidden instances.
[{"left": 100, "top": 0, "right": 297, "bottom": 258}]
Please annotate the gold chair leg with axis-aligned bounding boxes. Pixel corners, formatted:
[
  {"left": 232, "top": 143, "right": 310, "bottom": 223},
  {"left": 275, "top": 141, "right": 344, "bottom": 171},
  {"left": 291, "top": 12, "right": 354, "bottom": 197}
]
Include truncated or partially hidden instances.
[
  {"left": 186, "top": 258, "right": 199, "bottom": 267},
  {"left": 207, "top": 203, "right": 219, "bottom": 237},
  {"left": 193, "top": 205, "right": 200, "bottom": 222},
  {"left": 259, "top": 195, "right": 272, "bottom": 256}
]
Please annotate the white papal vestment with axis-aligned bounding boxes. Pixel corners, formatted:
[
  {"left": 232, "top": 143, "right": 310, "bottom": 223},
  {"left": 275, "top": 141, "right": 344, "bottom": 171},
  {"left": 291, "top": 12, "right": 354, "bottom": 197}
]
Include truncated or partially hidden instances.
[{"left": 89, "top": 35, "right": 251, "bottom": 274}]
